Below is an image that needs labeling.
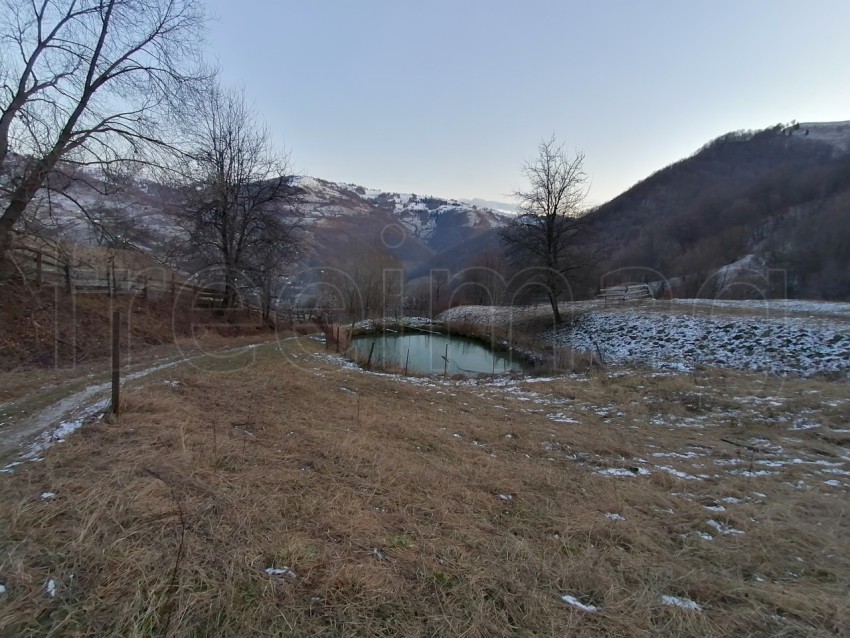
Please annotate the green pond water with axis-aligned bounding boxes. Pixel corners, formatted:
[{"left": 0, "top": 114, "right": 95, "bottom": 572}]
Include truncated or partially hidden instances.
[{"left": 349, "top": 332, "right": 528, "bottom": 376}]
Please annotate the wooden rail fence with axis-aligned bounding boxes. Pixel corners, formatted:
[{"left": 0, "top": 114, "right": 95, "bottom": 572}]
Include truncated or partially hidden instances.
[
  {"left": 5, "top": 241, "right": 325, "bottom": 322},
  {"left": 7, "top": 243, "right": 218, "bottom": 304},
  {"left": 597, "top": 283, "right": 653, "bottom": 302}
]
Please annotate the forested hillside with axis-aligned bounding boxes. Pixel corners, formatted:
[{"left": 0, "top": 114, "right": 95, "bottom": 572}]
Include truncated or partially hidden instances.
[{"left": 588, "top": 122, "right": 850, "bottom": 299}]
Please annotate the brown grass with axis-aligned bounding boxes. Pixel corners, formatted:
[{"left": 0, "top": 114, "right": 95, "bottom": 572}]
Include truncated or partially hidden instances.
[
  {"left": 0, "top": 341, "right": 848, "bottom": 636},
  {"left": 0, "top": 278, "right": 331, "bottom": 375}
]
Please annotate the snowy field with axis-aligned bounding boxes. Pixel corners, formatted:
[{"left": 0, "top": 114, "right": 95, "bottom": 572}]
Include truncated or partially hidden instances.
[{"left": 438, "top": 300, "right": 850, "bottom": 377}]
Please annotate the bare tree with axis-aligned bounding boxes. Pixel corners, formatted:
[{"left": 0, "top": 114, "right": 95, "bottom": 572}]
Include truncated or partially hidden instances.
[
  {"left": 501, "top": 136, "right": 591, "bottom": 323},
  {"left": 245, "top": 220, "right": 304, "bottom": 324},
  {"left": 454, "top": 248, "right": 507, "bottom": 306},
  {"left": 322, "top": 244, "right": 400, "bottom": 321},
  {"left": 89, "top": 202, "right": 154, "bottom": 248},
  {"left": 0, "top": 0, "right": 209, "bottom": 252},
  {"left": 176, "top": 85, "right": 303, "bottom": 310}
]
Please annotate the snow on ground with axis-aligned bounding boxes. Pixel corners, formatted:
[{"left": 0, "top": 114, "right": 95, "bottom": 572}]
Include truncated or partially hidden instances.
[
  {"left": 0, "top": 342, "right": 282, "bottom": 470},
  {"left": 546, "top": 309, "right": 849, "bottom": 377},
  {"left": 265, "top": 567, "right": 297, "bottom": 580},
  {"left": 315, "top": 348, "right": 850, "bottom": 490},
  {"left": 669, "top": 298, "right": 850, "bottom": 318},
  {"left": 439, "top": 300, "right": 850, "bottom": 377},
  {"left": 560, "top": 594, "right": 598, "bottom": 613},
  {"left": 794, "top": 120, "right": 850, "bottom": 154},
  {"left": 661, "top": 595, "right": 702, "bottom": 611},
  {"left": 315, "top": 349, "right": 850, "bottom": 496},
  {"left": 317, "top": 356, "right": 850, "bottom": 495}
]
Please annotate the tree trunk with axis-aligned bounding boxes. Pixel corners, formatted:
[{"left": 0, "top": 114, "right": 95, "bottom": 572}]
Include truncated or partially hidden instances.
[
  {"left": 223, "top": 263, "right": 238, "bottom": 309},
  {"left": 261, "top": 294, "right": 272, "bottom": 325},
  {"left": 548, "top": 292, "right": 562, "bottom": 324},
  {"left": 0, "top": 203, "right": 23, "bottom": 253},
  {"left": 0, "top": 148, "right": 64, "bottom": 251}
]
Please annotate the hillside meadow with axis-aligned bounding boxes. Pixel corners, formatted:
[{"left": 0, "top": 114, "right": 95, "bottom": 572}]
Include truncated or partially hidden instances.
[{"left": 0, "top": 338, "right": 847, "bottom": 636}]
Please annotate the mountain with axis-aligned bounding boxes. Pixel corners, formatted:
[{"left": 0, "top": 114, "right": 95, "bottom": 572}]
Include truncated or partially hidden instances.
[
  {"left": 14, "top": 120, "right": 850, "bottom": 302},
  {"left": 292, "top": 177, "right": 508, "bottom": 260},
  {"left": 586, "top": 121, "right": 850, "bottom": 299},
  {"left": 16, "top": 168, "right": 510, "bottom": 278}
]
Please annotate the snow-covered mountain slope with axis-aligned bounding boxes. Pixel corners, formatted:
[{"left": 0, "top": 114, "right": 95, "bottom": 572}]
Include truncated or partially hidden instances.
[
  {"left": 16, "top": 168, "right": 511, "bottom": 274},
  {"left": 793, "top": 121, "right": 850, "bottom": 154},
  {"left": 292, "top": 176, "right": 509, "bottom": 248}
]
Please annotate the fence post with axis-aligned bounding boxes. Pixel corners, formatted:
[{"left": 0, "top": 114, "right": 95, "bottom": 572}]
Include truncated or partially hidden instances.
[{"left": 111, "top": 310, "right": 121, "bottom": 415}]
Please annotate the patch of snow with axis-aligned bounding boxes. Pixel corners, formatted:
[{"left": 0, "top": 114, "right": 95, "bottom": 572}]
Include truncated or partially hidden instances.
[
  {"left": 706, "top": 519, "right": 745, "bottom": 536},
  {"left": 44, "top": 579, "right": 57, "bottom": 597},
  {"left": 596, "top": 466, "right": 651, "bottom": 477},
  {"left": 730, "top": 469, "right": 780, "bottom": 478},
  {"left": 656, "top": 465, "right": 703, "bottom": 480},
  {"left": 661, "top": 595, "right": 702, "bottom": 611},
  {"left": 790, "top": 418, "right": 820, "bottom": 431},
  {"left": 498, "top": 494, "right": 513, "bottom": 502},
  {"left": 40, "top": 492, "right": 57, "bottom": 501},
  {"left": 0, "top": 461, "right": 24, "bottom": 473},
  {"left": 821, "top": 468, "right": 850, "bottom": 476},
  {"left": 793, "top": 120, "right": 850, "bottom": 154},
  {"left": 264, "top": 567, "right": 297, "bottom": 580},
  {"left": 652, "top": 451, "right": 703, "bottom": 459},
  {"left": 560, "top": 594, "right": 598, "bottom": 613},
  {"left": 604, "top": 512, "right": 625, "bottom": 521}
]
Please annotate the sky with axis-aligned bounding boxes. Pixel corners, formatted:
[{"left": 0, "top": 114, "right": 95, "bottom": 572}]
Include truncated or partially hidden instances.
[{"left": 204, "top": 0, "right": 850, "bottom": 207}]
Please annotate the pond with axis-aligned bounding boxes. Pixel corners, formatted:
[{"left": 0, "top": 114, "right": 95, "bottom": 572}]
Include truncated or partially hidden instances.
[{"left": 348, "top": 332, "right": 529, "bottom": 376}]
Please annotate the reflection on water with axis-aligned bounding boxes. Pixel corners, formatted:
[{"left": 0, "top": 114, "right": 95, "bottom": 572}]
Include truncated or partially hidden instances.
[{"left": 349, "top": 332, "right": 527, "bottom": 376}]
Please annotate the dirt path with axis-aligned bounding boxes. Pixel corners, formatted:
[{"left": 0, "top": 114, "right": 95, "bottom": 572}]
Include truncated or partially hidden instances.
[{"left": 0, "top": 341, "right": 274, "bottom": 461}]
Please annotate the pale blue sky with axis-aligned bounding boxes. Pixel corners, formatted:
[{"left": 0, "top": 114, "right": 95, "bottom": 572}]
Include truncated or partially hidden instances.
[{"left": 205, "top": 0, "right": 850, "bottom": 206}]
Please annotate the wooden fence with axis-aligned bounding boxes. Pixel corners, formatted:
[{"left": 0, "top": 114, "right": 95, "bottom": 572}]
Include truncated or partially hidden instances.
[
  {"left": 597, "top": 283, "right": 653, "bottom": 302},
  {"left": 5, "top": 239, "right": 325, "bottom": 322},
  {"left": 7, "top": 241, "right": 217, "bottom": 305}
]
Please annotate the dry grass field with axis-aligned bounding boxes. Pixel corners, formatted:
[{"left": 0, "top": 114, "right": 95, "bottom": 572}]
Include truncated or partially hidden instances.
[{"left": 0, "top": 337, "right": 848, "bottom": 636}]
